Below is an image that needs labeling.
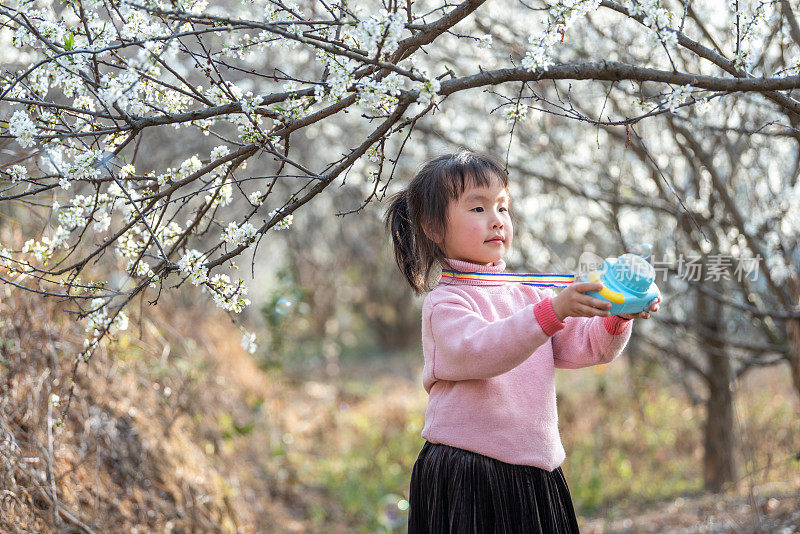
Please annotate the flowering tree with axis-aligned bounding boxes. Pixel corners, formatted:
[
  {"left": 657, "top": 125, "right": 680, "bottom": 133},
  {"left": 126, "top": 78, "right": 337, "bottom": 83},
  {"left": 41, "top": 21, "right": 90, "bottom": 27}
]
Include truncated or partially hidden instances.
[{"left": 2, "top": 0, "right": 799, "bottom": 422}]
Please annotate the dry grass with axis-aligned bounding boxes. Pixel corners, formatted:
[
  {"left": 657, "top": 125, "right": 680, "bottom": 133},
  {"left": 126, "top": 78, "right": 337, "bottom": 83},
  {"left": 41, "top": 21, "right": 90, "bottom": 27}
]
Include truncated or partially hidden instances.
[{"left": 0, "top": 282, "right": 327, "bottom": 533}]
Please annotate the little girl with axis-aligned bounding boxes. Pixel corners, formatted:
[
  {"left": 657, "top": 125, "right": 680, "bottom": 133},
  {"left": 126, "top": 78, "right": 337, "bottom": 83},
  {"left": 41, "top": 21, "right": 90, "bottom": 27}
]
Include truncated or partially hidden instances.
[{"left": 383, "top": 150, "right": 658, "bottom": 533}]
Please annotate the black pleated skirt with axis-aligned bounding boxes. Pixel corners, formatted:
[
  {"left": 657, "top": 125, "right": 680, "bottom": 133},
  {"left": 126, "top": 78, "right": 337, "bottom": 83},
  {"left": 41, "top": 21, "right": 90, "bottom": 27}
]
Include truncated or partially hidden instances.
[{"left": 408, "top": 441, "right": 580, "bottom": 534}]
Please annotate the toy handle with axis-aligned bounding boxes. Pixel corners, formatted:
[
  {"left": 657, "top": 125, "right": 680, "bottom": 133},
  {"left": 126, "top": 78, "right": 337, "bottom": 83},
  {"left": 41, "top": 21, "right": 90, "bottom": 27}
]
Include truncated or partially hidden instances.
[{"left": 584, "top": 270, "right": 625, "bottom": 304}]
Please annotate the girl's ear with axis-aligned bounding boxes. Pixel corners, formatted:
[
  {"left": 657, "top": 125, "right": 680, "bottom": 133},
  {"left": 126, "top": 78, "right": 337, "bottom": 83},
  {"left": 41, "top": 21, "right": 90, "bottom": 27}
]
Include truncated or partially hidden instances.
[{"left": 422, "top": 223, "right": 441, "bottom": 244}]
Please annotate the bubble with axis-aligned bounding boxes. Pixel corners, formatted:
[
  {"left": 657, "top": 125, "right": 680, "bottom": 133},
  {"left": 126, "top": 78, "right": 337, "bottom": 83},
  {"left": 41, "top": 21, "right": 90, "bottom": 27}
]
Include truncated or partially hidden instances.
[
  {"left": 274, "top": 297, "right": 294, "bottom": 315},
  {"left": 378, "top": 494, "right": 408, "bottom": 530},
  {"left": 633, "top": 242, "right": 653, "bottom": 260}
]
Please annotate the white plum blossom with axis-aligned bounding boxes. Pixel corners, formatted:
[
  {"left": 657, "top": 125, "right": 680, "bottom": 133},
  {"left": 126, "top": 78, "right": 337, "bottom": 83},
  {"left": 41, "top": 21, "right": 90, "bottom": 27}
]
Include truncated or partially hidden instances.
[
  {"left": 352, "top": 9, "right": 405, "bottom": 56},
  {"left": 523, "top": 0, "right": 603, "bottom": 72},
  {"left": 248, "top": 190, "right": 265, "bottom": 206},
  {"left": 66, "top": 149, "right": 103, "bottom": 184},
  {"left": 522, "top": 47, "right": 551, "bottom": 71},
  {"left": 205, "top": 176, "right": 234, "bottom": 208},
  {"left": 115, "top": 225, "right": 148, "bottom": 272},
  {"left": 84, "top": 297, "right": 129, "bottom": 337},
  {"left": 314, "top": 52, "right": 359, "bottom": 103},
  {"left": 93, "top": 211, "right": 111, "bottom": 233},
  {"left": 221, "top": 221, "right": 259, "bottom": 246},
  {"left": 21, "top": 226, "right": 70, "bottom": 263},
  {"left": 241, "top": 331, "right": 257, "bottom": 354},
  {"left": 210, "top": 145, "right": 231, "bottom": 160},
  {"left": 179, "top": 155, "right": 203, "bottom": 177},
  {"left": 412, "top": 75, "right": 441, "bottom": 107},
  {"left": 240, "top": 95, "right": 261, "bottom": 115},
  {"left": 664, "top": 83, "right": 693, "bottom": 113},
  {"left": 58, "top": 203, "right": 88, "bottom": 230},
  {"left": 504, "top": 105, "right": 528, "bottom": 123},
  {"left": 158, "top": 222, "right": 184, "bottom": 248},
  {"left": 107, "top": 182, "right": 138, "bottom": 218},
  {"left": 8, "top": 110, "right": 37, "bottom": 148},
  {"left": 357, "top": 73, "right": 405, "bottom": 112},
  {"left": 366, "top": 145, "right": 382, "bottom": 162},
  {"left": 268, "top": 209, "right": 293, "bottom": 230},
  {"left": 127, "top": 259, "right": 155, "bottom": 279},
  {"left": 98, "top": 70, "right": 142, "bottom": 113},
  {"left": 204, "top": 273, "right": 251, "bottom": 312},
  {"left": 476, "top": 34, "right": 493, "bottom": 49},
  {"left": 206, "top": 81, "right": 244, "bottom": 106},
  {"left": 177, "top": 249, "right": 209, "bottom": 286},
  {"left": 0, "top": 246, "right": 13, "bottom": 268},
  {"left": 7, "top": 165, "right": 27, "bottom": 183}
]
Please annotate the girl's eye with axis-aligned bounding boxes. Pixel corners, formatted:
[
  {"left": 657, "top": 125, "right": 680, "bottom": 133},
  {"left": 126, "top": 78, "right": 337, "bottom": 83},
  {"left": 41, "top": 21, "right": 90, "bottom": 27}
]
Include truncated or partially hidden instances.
[{"left": 472, "top": 206, "right": 509, "bottom": 212}]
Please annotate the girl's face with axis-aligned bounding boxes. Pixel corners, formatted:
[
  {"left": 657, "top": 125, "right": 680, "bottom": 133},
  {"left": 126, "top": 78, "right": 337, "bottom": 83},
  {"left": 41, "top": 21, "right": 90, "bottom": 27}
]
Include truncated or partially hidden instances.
[{"left": 436, "top": 178, "right": 513, "bottom": 266}]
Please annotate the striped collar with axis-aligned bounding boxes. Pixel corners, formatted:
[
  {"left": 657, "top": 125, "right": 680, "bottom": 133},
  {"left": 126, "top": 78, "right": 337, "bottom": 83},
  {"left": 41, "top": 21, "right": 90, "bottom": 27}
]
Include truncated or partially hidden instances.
[{"left": 439, "top": 258, "right": 575, "bottom": 287}]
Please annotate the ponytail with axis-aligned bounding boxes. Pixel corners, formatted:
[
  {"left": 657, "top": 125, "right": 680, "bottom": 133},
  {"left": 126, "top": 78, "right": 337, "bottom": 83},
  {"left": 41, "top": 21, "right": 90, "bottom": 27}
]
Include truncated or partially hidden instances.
[{"left": 384, "top": 189, "right": 427, "bottom": 295}]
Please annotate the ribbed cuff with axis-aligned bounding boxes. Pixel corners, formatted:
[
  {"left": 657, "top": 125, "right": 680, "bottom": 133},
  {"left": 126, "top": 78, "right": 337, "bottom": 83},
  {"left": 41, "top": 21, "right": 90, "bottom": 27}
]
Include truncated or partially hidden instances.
[
  {"left": 534, "top": 297, "right": 566, "bottom": 337},
  {"left": 604, "top": 315, "right": 633, "bottom": 335}
]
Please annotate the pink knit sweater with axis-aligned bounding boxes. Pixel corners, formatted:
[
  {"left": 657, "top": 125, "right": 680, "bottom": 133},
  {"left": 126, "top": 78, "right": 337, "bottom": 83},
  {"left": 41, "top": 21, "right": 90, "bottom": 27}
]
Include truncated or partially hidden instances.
[{"left": 420, "top": 258, "right": 633, "bottom": 471}]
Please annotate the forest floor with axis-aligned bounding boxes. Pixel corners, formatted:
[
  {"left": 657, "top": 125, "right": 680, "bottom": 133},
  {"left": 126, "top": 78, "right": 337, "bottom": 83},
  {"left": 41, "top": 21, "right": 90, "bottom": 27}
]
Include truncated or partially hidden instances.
[{"left": 1, "top": 286, "right": 798, "bottom": 533}]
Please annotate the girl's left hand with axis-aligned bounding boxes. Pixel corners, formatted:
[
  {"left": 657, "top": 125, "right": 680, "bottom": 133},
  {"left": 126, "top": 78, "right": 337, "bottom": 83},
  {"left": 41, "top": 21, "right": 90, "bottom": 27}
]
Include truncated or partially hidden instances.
[{"left": 616, "top": 302, "right": 659, "bottom": 320}]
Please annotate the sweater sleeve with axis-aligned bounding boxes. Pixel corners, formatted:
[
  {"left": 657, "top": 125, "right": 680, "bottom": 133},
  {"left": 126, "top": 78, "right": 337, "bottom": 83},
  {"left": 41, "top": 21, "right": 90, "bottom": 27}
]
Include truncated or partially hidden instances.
[
  {"left": 428, "top": 293, "right": 559, "bottom": 381},
  {"left": 551, "top": 313, "right": 633, "bottom": 369},
  {"left": 534, "top": 288, "right": 633, "bottom": 369}
]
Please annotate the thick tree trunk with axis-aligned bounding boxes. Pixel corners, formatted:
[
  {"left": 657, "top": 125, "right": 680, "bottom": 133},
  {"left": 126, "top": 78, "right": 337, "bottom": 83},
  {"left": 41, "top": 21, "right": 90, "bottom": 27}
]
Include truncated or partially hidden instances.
[
  {"left": 788, "top": 318, "right": 800, "bottom": 403},
  {"left": 697, "top": 291, "right": 736, "bottom": 492}
]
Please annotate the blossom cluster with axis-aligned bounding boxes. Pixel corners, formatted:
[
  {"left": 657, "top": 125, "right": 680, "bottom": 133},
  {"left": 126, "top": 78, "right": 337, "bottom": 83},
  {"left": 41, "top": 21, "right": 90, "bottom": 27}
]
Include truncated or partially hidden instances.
[
  {"left": 621, "top": 0, "right": 678, "bottom": 48},
  {"left": 177, "top": 249, "right": 210, "bottom": 286},
  {"left": 222, "top": 221, "right": 259, "bottom": 247},
  {"left": 352, "top": 9, "right": 405, "bottom": 56},
  {"left": 7, "top": 165, "right": 27, "bottom": 183},
  {"left": 663, "top": 83, "right": 693, "bottom": 113},
  {"left": 314, "top": 50, "right": 360, "bottom": 103},
  {"left": 248, "top": 190, "right": 266, "bottom": 206},
  {"left": 8, "top": 110, "right": 37, "bottom": 148},
  {"left": 410, "top": 68, "right": 441, "bottom": 107},
  {"left": 84, "top": 298, "right": 130, "bottom": 337},
  {"left": 21, "top": 226, "right": 71, "bottom": 264},
  {"left": 268, "top": 209, "right": 294, "bottom": 230},
  {"left": 203, "top": 273, "right": 251, "bottom": 313},
  {"left": 357, "top": 73, "right": 405, "bottom": 113},
  {"left": 523, "top": 0, "right": 602, "bottom": 72}
]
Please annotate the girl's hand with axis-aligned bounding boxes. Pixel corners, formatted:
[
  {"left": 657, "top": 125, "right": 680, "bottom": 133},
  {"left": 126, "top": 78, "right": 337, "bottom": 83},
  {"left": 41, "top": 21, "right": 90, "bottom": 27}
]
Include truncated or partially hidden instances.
[
  {"left": 616, "top": 302, "right": 659, "bottom": 320},
  {"left": 550, "top": 282, "right": 614, "bottom": 321}
]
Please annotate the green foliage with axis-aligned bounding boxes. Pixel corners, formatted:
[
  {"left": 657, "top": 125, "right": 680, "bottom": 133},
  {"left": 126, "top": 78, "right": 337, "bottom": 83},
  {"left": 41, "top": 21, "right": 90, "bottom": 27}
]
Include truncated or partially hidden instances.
[
  {"left": 302, "top": 387, "right": 424, "bottom": 533},
  {"left": 564, "top": 385, "right": 703, "bottom": 513},
  {"left": 260, "top": 265, "right": 311, "bottom": 364},
  {"left": 217, "top": 412, "right": 255, "bottom": 439},
  {"left": 258, "top": 265, "right": 385, "bottom": 375}
]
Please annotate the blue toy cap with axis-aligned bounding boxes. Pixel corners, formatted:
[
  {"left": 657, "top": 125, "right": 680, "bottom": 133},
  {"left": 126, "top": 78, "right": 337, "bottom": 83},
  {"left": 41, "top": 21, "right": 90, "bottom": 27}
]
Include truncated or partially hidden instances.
[{"left": 579, "top": 252, "right": 661, "bottom": 316}]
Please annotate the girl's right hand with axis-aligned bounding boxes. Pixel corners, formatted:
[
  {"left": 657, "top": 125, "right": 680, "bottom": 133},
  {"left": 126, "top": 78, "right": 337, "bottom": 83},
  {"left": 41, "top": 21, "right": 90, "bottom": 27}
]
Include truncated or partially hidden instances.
[{"left": 550, "top": 282, "right": 613, "bottom": 322}]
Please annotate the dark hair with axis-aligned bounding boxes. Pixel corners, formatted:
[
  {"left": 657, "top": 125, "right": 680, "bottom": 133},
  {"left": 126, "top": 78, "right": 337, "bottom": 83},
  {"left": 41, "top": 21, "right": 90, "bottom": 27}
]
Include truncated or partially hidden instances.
[{"left": 383, "top": 150, "right": 510, "bottom": 295}]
